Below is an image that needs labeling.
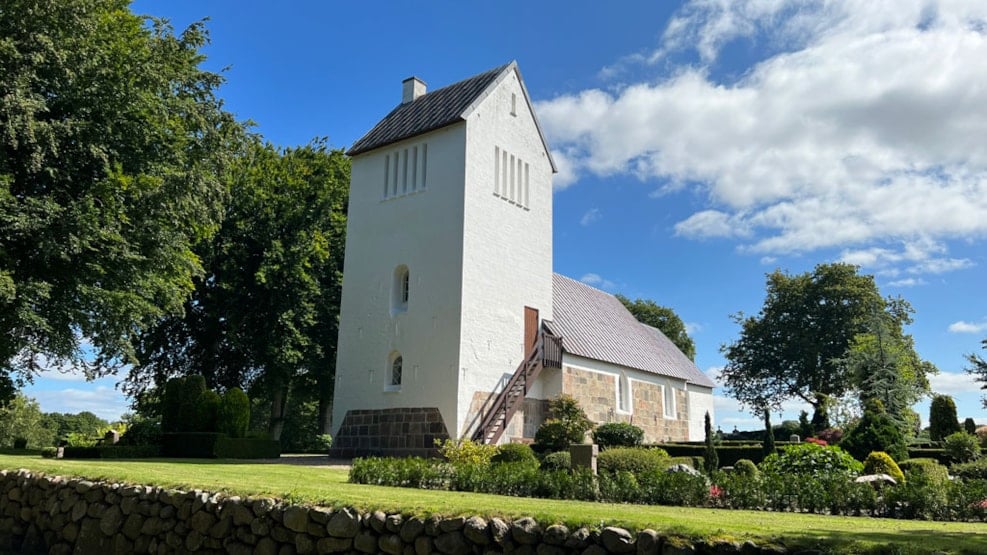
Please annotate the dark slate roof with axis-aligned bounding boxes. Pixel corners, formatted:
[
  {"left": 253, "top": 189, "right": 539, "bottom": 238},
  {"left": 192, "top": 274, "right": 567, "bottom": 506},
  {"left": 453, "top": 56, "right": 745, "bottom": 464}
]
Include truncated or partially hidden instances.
[
  {"left": 347, "top": 63, "right": 510, "bottom": 156},
  {"left": 545, "top": 274, "right": 716, "bottom": 388}
]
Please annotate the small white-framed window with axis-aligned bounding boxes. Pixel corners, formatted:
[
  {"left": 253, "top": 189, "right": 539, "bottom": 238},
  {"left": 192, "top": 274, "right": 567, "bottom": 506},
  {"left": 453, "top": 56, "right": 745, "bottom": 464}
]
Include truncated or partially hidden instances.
[
  {"left": 663, "top": 384, "right": 676, "bottom": 419},
  {"left": 391, "top": 265, "right": 409, "bottom": 314},
  {"left": 386, "top": 353, "right": 402, "bottom": 391},
  {"left": 510, "top": 93, "right": 517, "bottom": 116},
  {"left": 616, "top": 373, "right": 630, "bottom": 413}
]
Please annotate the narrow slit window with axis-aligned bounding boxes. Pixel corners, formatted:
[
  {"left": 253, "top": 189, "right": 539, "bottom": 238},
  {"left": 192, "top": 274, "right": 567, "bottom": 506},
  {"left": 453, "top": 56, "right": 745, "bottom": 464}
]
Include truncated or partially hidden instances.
[
  {"left": 410, "top": 146, "right": 418, "bottom": 191},
  {"left": 391, "top": 153, "right": 399, "bottom": 197},
  {"left": 501, "top": 150, "right": 508, "bottom": 195},
  {"left": 402, "top": 149, "right": 409, "bottom": 193},
  {"left": 387, "top": 354, "right": 402, "bottom": 391},
  {"left": 421, "top": 144, "right": 428, "bottom": 189},
  {"left": 383, "top": 154, "right": 390, "bottom": 198},
  {"left": 664, "top": 385, "right": 675, "bottom": 419},
  {"left": 510, "top": 93, "right": 517, "bottom": 116},
  {"left": 509, "top": 154, "right": 516, "bottom": 202},
  {"left": 494, "top": 147, "right": 500, "bottom": 196},
  {"left": 524, "top": 163, "right": 530, "bottom": 208}
]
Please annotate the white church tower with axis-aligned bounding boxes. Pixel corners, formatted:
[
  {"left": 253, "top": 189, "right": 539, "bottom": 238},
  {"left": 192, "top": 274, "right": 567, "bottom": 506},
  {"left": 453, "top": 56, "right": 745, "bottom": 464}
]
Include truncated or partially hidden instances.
[{"left": 331, "top": 62, "right": 557, "bottom": 456}]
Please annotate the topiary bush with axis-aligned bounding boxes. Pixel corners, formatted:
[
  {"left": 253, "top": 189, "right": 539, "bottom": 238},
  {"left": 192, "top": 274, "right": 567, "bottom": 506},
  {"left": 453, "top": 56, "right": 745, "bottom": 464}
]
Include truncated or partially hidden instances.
[
  {"left": 540, "top": 451, "right": 571, "bottom": 471},
  {"left": 975, "top": 426, "right": 987, "bottom": 448},
  {"left": 943, "top": 431, "right": 981, "bottom": 463},
  {"left": 592, "top": 422, "right": 644, "bottom": 449},
  {"left": 194, "top": 389, "right": 220, "bottom": 432},
  {"left": 733, "top": 458, "right": 759, "bottom": 477},
  {"left": 840, "top": 401, "right": 907, "bottom": 462},
  {"left": 863, "top": 451, "right": 905, "bottom": 483},
  {"left": 598, "top": 447, "right": 669, "bottom": 475},
  {"left": 491, "top": 442, "right": 538, "bottom": 466},
  {"left": 760, "top": 443, "right": 863, "bottom": 480},
  {"left": 929, "top": 394, "right": 961, "bottom": 443},
  {"left": 218, "top": 388, "right": 250, "bottom": 438}
]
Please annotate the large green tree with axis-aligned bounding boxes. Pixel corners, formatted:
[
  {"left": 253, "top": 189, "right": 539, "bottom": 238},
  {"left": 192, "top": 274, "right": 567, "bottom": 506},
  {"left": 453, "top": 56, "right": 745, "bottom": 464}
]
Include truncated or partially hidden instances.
[
  {"left": 967, "top": 339, "right": 987, "bottom": 408},
  {"left": 127, "top": 139, "right": 349, "bottom": 440},
  {"left": 0, "top": 0, "right": 242, "bottom": 400},
  {"left": 721, "top": 263, "right": 929, "bottom": 430},
  {"left": 616, "top": 295, "right": 696, "bottom": 360},
  {"left": 0, "top": 394, "right": 55, "bottom": 448}
]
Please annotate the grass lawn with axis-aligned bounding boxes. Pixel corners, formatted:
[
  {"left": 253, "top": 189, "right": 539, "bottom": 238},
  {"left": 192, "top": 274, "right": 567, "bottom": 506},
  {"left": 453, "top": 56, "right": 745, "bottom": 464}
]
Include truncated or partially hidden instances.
[{"left": 1, "top": 454, "right": 985, "bottom": 554}]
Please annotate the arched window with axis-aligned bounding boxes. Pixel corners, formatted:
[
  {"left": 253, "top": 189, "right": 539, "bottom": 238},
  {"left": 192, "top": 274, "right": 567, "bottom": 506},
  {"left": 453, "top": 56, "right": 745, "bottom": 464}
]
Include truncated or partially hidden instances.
[
  {"left": 617, "top": 372, "right": 630, "bottom": 413},
  {"left": 392, "top": 265, "right": 409, "bottom": 314},
  {"left": 387, "top": 353, "right": 402, "bottom": 391}
]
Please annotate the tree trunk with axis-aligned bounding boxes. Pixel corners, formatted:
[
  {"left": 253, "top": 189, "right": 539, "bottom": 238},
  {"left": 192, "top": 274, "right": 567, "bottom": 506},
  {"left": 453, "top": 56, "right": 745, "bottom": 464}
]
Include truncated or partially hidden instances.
[
  {"left": 810, "top": 393, "right": 830, "bottom": 432},
  {"left": 269, "top": 383, "right": 290, "bottom": 441}
]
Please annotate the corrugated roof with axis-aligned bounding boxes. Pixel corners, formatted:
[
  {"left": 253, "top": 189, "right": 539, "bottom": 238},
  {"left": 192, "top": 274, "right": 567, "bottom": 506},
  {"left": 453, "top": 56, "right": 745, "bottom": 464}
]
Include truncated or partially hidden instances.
[
  {"left": 545, "top": 274, "right": 716, "bottom": 388},
  {"left": 347, "top": 63, "right": 510, "bottom": 156}
]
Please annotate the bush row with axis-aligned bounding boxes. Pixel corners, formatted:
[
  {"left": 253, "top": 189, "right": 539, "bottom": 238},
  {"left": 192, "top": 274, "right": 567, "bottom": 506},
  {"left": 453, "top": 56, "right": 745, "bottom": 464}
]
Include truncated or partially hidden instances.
[
  {"left": 349, "top": 457, "right": 987, "bottom": 522},
  {"left": 162, "top": 433, "right": 280, "bottom": 459}
]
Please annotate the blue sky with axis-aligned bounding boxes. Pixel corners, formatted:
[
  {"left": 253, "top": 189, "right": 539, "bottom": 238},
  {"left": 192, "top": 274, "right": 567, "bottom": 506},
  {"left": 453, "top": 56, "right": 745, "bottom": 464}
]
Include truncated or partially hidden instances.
[{"left": 25, "top": 1, "right": 987, "bottom": 430}]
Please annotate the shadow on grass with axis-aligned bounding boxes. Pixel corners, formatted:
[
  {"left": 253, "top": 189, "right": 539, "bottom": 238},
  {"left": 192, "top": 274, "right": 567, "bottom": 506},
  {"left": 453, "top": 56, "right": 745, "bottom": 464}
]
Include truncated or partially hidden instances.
[{"left": 779, "top": 524, "right": 987, "bottom": 554}]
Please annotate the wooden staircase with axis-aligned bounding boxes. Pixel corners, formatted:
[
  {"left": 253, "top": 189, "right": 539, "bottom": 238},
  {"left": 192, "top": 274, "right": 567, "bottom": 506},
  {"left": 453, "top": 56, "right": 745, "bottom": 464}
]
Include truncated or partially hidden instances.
[{"left": 471, "top": 331, "right": 562, "bottom": 445}]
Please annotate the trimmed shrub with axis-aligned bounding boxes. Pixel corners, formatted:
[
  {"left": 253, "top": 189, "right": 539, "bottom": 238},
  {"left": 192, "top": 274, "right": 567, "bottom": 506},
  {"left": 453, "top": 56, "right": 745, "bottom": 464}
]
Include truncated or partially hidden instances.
[
  {"left": 951, "top": 457, "right": 987, "bottom": 480},
  {"left": 592, "top": 422, "right": 644, "bottom": 449},
  {"left": 889, "top": 460, "right": 950, "bottom": 519},
  {"left": 929, "top": 394, "right": 961, "bottom": 442},
  {"left": 906, "top": 448, "right": 950, "bottom": 465},
  {"left": 964, "top": 417, "right": 977, "bottom": 435},
  {"left": 541, "top": 451, "right": 571, "bottom": 471},
  {"left": 218, "top": 388, "right": 250, "bottom": 438},
  {"left": 760, "top": 443, "right": 862, "bottom": 480},
  {"left": 12, "top": 438, "right": 27, "bottom": 449},
  {"left": 436, "top": 438, "right": 496, "bottom": 466},
  {"left": 943, "top": 431, "right": 981, "bottom": 463},
  {"left": 61, "top": 446, "right": 101, "bottom": 459},
  {"left": 491, "top": 443, "right": 538, "bottom": 466},
  {"left": 656, "top": 443, "right": 769, "bottom": 466},
  {"left": 97, "top": 445, "right": 162, "bottom": 459},
  {"left": 703, "top": 411, "right": 718, "bottom": 473},
  {"left": 598, "top": 447, "right": 669, "bottom": 475},
  {"left": 194, "top": 390, "right": 220, "bottom": 433},
  {"left": 863, "top": 451, "right": 905, "bottom": 483},
  {"left": 214, "top": 437, "right": 281, "bottom": 459},
  {"left": 40, "top": 447, "right": 58, "bottom": 459},
  {"left": 733, "top": 458, "right": 759, "bottom": 477}
]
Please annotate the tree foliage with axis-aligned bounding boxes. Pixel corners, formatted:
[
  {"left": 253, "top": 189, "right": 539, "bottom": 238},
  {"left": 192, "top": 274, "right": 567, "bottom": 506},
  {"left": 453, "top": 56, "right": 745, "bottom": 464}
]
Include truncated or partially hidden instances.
[
  {"left": 703, "top": 411, "right": 718, "bottom": 473},
  {"left": 0, "top": 0, "right": 243, "bottom": 399},
  {"left": 616, "top": 295, "right": 695, "bottom": 360},
  {"left": 534, "top": 394, "right": 594, "bottom": 451},
  {"left": 966, "top": 338, "right": 987, "bottom": 409},
  {"left": 0, "top": 394, "right": 55, "bottom": 448},
  {"left": 127, "top": 139, "right": 349, "bottom": 439},
  {"left": 721, "top": 263, "right": 930, "bottom": 429}
]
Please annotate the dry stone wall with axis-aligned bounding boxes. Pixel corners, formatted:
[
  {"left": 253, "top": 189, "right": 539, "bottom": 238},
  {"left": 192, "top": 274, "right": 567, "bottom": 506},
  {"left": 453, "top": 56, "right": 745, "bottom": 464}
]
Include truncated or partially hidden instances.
[{"left": 0, "top": 469, "right": 790, "bottom": 554}]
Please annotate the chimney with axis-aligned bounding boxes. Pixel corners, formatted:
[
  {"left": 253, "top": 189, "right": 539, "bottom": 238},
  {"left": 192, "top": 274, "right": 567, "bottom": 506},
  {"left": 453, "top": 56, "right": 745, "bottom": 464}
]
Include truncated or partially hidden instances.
[{"left": 402, "top": 76, "right": 426, "bottom": 104}]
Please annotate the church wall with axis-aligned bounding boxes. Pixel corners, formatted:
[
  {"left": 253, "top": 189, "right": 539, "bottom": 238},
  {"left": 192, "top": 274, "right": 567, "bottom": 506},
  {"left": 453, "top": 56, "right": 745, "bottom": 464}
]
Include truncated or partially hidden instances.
[
  {"left": 332, "top": 124, "right": 469, "bottom": 447},
  {"left": 457, "top": 68, "right": 556, "bottom": 441},
  {"left": 558, "top": 354, "right": 692, "bottom": 443}
]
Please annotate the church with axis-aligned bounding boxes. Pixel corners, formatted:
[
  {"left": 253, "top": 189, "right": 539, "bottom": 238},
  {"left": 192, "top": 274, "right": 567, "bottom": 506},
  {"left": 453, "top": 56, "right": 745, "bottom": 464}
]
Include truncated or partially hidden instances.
[{"left": 330, "top": 62, "right": 715, "bottom": 457}]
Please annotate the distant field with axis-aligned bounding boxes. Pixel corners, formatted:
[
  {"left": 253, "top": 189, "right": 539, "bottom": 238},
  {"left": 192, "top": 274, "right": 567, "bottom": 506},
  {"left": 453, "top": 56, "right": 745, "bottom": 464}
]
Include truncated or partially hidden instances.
[{"left": 1, "top": 454, "right": 985, "bottom": 554}]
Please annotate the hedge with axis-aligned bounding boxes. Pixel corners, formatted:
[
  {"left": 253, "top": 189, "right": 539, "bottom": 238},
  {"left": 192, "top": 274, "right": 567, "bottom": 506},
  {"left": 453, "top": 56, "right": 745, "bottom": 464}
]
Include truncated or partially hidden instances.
[
  {"left": 61, "top": 445, "right": 162, "bottom": 459},
  {"left": 162, "top": 433, "right": 281, "bottom": 459},
  {"left": 907, "top": 448, "right": 949, "bottom": 465},
  {"left": 214, "top": 437, "right": 281, "bottom": 459},
  {"left": 652, "top": 444, "right": 782, "bottom": 466}
]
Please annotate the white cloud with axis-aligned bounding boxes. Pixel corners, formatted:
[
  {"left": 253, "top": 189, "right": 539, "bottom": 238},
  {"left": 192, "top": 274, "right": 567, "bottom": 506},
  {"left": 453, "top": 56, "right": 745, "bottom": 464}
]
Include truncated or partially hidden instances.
[
  {"left": 929, "top": 371, "right": 981, "bottom": 395},
  {"left": 29, "top": 385, "right": 129, "bottom": 421},
  {"left": 580, "top": 208, "right": 602, "bottom": 226},
  {"left": 948, "top": 320, "right": 987, "bottom": 334},
  {"left": 579, "top": 273, "right": 617, "bottom": 291},
  {"left": 887, "top": 277, "right": 925, "bottom": 287},
  {"left": 539, "top": 1, "right": 987, "bottom": 275},
  {"left": 685, "top": 322, "right": 703, "bottom": 334}
]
